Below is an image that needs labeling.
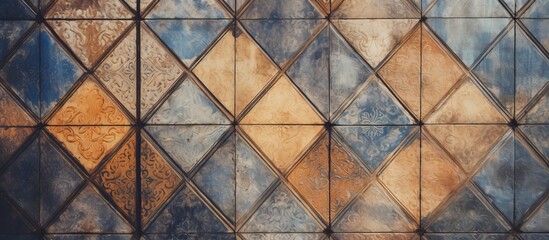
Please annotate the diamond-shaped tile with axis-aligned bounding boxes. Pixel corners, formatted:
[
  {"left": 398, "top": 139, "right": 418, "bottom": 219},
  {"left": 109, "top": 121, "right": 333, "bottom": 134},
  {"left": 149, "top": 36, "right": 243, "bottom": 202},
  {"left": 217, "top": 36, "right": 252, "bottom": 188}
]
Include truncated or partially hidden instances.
[
  {"left": 0, "top": 21, "right": 33, "bottom": 61},
  {"left": 427, "top": 0, "right": 508, "bottom": 17},
  {"left": 242, "top": 75, "right": 323, "bottom": 124},
  {"left": 147, "top": 0, "right": 229, "bottom": 18},
  {"left": 240, "top": 125, "right": 322, "bottom": 173},
  {"left": 333, "top": 19, "right": 417, "bottom": 68},
  {"left": 333, "top": 0, "right": 419, "bottom": 18},
  {"left": 46, "top": 0, "right": 132, "bottom": 18},
  {"left": 242, "top": 0, "right": 323, "bottom": 19}
]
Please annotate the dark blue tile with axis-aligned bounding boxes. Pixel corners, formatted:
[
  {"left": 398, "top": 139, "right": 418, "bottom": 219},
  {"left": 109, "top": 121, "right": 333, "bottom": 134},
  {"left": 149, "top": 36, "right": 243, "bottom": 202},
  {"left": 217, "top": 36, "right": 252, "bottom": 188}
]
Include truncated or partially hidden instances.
[
  {"left": 148, "top": 0, "right": 229, "bottom": 18},
  {"left": 0, "top": 21, "right": 33, "bottom": 61},
  {"left": 0, "top": 0, "right": 34, "bottom": 19},
  {"left": 0, "top": 193, "right": 33, "bottom": 233},
  {"left": 520, "top": 125, "right": 549, "bottom": 159},
  {"left": 242, "top": 0, "right": 322, "bottom": 19}
]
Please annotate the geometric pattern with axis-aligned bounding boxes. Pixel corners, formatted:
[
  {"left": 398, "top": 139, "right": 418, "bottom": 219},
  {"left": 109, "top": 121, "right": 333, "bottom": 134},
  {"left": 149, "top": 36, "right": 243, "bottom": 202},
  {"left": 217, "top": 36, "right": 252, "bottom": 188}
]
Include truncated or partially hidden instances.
[{"left": 0, "top": 0, "right": 547, "bottom": 239}]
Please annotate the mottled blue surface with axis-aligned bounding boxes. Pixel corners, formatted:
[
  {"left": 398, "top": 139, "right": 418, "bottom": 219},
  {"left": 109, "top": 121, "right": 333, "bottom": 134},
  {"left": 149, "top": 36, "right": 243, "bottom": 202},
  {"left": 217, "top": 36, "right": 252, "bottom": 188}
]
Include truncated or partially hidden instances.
[
  {"left": 0, "top": 29, "right": 40, "bottom": 115},
  {"left": 241, "top": 19, "right": 324, "bottom": 66},
  {"left": 149, "top": 78, "right": 230, "bottom": 124},
  {"left": 514, "top": 139, "right": 549, "bottom": 222},
  {"left": 242, "top": 0, "right": 322, "bottom": 19},
  {"left": 0, "top": 0, "right": 34, "bottom": 19},
  {"left": 147, "top": 20, "right": 229, "bottom": 66},
  {"left": 242, "top": 184, "right": 320, "bottom": 232},
  {"left": 287, "top": 27, "right": 329, "bottom": 118},
  {"left": 522, "top": 234, "right": 549, "bottom": 240},
  {"left": 427, "top": 18, "right": 509, "bottom": 67},
  {"left": 0, "top": 194, "right": 32, "bottom": 233},
  {"left": 193, "top": 135, "right": 236, "bottom": 222},
  {"left": 335, "top": 126, "right": 413, "bottom": 170},
  {"left": 524, "top": 0, "right": 549, "bottom": 18},
  {"left": 0, "top": 21, "right": 33, "bottom": 61},
  {"left": 40, "top": 28, "right": 83, "bottom": 116},
  {"left": 428, "top": 187, "right": 508, "bottom": 232},
  {"left": 473, "top": 28, "right": 514, "bottom": 113},
  {"left": 147, "top": 184, "right": 228, "bottom": 233},
  {"left": 147, "top": 0, "right": 228, "bottom": 18},
  {"left": 427, "top": 0, "right": 508, "bottom": 17},
  {"left": 524, "top": 91, "right": 549, "bottom": 123},
  {"left": 336, "top": 79, "right": 413, "bottom": 125},
  {"left": 235, "top": 135, "right": 276, "bottom": 220},
  {"left": 0, "top": 235, "right": 40, "bottom": 240},
  {"left": 330, "top": 26, "right": 373, "bottom": 117},
  {"left": 147, "top": 234, "right": 235, "bottom": 240},
  {"left": 40, "top": 134, "right": 84, "bottom": 225},
  {"left": 426, "top": 234, "right": 509, "bottom": 240},
  {"left": 473, "top": 136, "right": 514, "bottom": 222},
  {"left": 522, "top": 198, "right": 549, "bottom": 232},
  {"left": 522, "top": 19, "right": 549, "bottom": 53},
  {"left": 520, "top": 125, "right": 549, "bottom": 162},
  {"left": 0, "top": 139, "right": 39, "bottom": 223}
]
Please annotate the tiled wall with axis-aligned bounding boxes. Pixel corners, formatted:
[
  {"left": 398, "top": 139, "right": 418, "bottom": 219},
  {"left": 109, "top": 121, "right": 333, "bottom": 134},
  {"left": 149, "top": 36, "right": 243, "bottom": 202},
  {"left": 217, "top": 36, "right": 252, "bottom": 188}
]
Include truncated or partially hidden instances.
[{"left": 0, "top": 0, "right": 548, "bottom": 239}]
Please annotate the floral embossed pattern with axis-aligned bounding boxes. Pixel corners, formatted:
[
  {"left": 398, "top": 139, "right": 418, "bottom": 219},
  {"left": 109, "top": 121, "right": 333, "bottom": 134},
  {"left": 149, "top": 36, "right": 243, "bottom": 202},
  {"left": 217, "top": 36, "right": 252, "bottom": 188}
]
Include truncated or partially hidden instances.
[{"left": 0, "top": 0, "right": 548, "bottom": 239}]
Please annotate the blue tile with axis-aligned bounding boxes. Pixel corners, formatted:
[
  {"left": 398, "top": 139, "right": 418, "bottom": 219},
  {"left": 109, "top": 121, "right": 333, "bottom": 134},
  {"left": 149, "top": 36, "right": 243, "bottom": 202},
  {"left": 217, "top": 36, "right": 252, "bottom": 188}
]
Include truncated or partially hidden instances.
[
  {"left": 336, "top": 78, "right": 413, "bottom": 125},
  {"left": 521, "top": 198, "right": 549, "bottom": 232},
  {"left": 242, "top": 0, "right": 322, "bottom": 19},
  {"left": 147, "top": 20, "right": 230, "bottom": 66},
  {"left": 0, "top": 21, "right": 33, "bottom": 61},
  {"left": 522, "top": 19, "right": 549, "bottom": 64},
  {"left": 148, "top": 0, "right": 229, "bottom": 18},
  {"left": 427, "top": 0, "right": 508, "bottom": 17},
  {"left": 0, "top": 0, "right": 34, "bottom": 19},
  {"left": 287, "top": 27, "right": 329, "bottom": 118},
  {"left": 146, "top": 184, "right": 228, "bottom": 233},
  {"left": 520, "top": 125, "right": 549, "bottom": 163},
  {"left": 0, "top": 235, "right": 41, "bottom": 240},
  {"left": 0, "top": 29, "right": 39, "bottom": 115},
  {"left": 241, "top": 19, "right": 324, "bottom": 66},
  {"left": 524, "top": 0, "right": 549, "bottom": 18},
  {"left": 149, "top": 78, "right": 230, "bottom": 124},
  {"left": 0, "top": 193, "right": 33, "bottom": 233},
  {"left": 335, "top": 126, "right": 413, "bottom": 170},
  {"left": 426, "top": 234, "right": 509, "bottom": 240},
  {"left": 521, "top": 234, "right": 549, "bottom": 240},
  {"left": 524, "top": 89, "right": 549, "bottom": 124},
  {"left": 40, "top": 28, "right": 83, "bottom": 116},
  {"left": 193, "top": 134, "right": 236, "bottom": 223},
  {"left": 428, "top": 187, "right": 508, "bottom": 232},
  {"left": 473, "top": 28, "right": 514, "bottom": 113},
  {"left": 147, "top": 234, "right": 235, "bottom": 240}
]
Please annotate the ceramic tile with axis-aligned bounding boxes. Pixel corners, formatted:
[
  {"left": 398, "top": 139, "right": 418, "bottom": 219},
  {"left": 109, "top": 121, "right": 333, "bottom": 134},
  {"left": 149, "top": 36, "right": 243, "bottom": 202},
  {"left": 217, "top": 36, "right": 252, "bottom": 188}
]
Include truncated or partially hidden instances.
[
  {"left": 332, "top": 0, "right": 419, "bottom": 18},
  {"left": 0, "top": 0, "right": 34, "bottom": 19},
  {"left": 0, "top": 86, "right": 35, "bottom": 126},
  {"left": 427, "top": 0, "right": 509, "bottom": 17},
  {"left": 147, "top": 0, "right": 229, "bottom": 18},
  {"left": 0, "top": 128, "right": 34, "bottom": 167},
  {"left": 0, "top": 193, "right": 33, "bottom": 233},
  {"left": 524, "top": 0, "right": 549, "bottom": 18},
  {"left": 242, "top": 0, "right": 323, "bottom": 19},
  {"left": 46, "top": 0, "right": 132, "bottom": 18},
  {"left": 0, "top": 21, "right": 33, "bottom": 61}
]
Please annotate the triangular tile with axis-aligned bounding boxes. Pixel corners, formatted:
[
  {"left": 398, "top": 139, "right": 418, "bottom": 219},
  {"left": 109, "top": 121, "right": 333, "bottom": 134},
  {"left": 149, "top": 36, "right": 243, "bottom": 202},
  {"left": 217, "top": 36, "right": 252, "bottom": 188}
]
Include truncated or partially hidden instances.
[
  {"left": 148, "top": 0, "right": 228, "bottom": 18},
  {"left": 333, "top": 19, "right": 417, "bottom": 67},
  {"left": 514, "top": 138, "right": 549, "bottom": 221},
  {"left": 522, "top": 19, "right": 549, "bottom": 53},
  {"left": 334, "top": 183, "right": 416, "bottom": 232},
  {"left": 515, "top": 28, "right": 549, "bottom": 113},
  {"left": 241, "top": 233, "right": 324, "bottom": 240},
  {"left": 46, "top": 0, "right": 132, "bottom": 18},
  {"left": 0, "top": 0, "right": 34, "bottom": 19},
  {"left": 379, "top": 136, "right": 420, "bottom": 221},
  {"left": 146, "top": 125, "right": 228, "bottom": 173},
  {"left": 194, "top": 31, "right": 235, "bottom": 115},
  {"left": 0, "top": 28, "right": 40, "bottom": 115},
  {"left": 146, "top": 184, "right": 228, "bottom": 233},
  {"left": 335, "top": 126, "right": 414, "bottom": 170},
  {"left": 0, "top": 194, "right": 32, "bottom": 233},
  {"left": 242, "top": 184, "right": 321, "bottom": 232},
  {"left": 426, "top": 18, "right": 509, "bottom": 67},
  {"left": 96, "top": 28, "right": 137, "bottom": 117},
  {"left": 427, "top": 79, "right": 506, "bottom": 123},
  {"left": 0, "top": 21, "right": 33, "bottom": 61},
  {"left": 240, "top": 125, "right": 322, "bottom": 173},
  {"left": 124, "top": 0, "right": 154, "bottom": 13},
  {"left": 523, "top": 90, "right": 549, "bottom": 123},
  {"left": 330, "top": 26, "right": 374, "bottom": 117},
  {"left": 93, "top": 135, "right": 136, "bottom": 220},
  {"left": 473, "top": 136, "right": 515, "bottom": 222},
  {"left": 40, "top": 27, "right": 84, "bottom": 117},
  {"left": 521, "top": 198, "right": 549, "bottom": 232},
  {"left": 333, "top": 0, "right": 419, "bottom": 18},
  {"left": 149, "top": 78, "right": 229, "bottom": 124},
  {"left": 242, "top": 75, "right": 323, "bottom": 124},
  {"left": 379, "top": 27, "right": 421, "bottom": 118},
  {"left": 287, "top": 27, "right": 329, "bottom": 118},
  {"left": 235, "top": 26, "right": 278, "bottom": 115},
  {"left": 241, "top": 19, "right": 324, "bottom": 66},
  {"left": 517, "top": 0, "right": 529, "bottom": 11},
  {"left": 521, "top": 125, "right": 549, "bottom": 159},
  {"left": 0, "top": 139, "right": 39, "bottom": 223},
  {"left": 427, "top": 0, "right": 509, "bottom": 17},
  {"left": 48, "top": 20, "right": 132, "bottom": 68},
  {"left": 287, "top": 135, "right": 329, "bottom": 222},
  {"left": 421, "top": 29, "right": 465, "bottom": 119},
  {"left": 426, "top": 125, "right": 508, "bottom": 173},
  {"left": 48, "top": 184, "right": 132, "bottom": 233},
  {"left": 193, "top": 135, "right": 235, "bottom": 223},
  {"left": 140, "top": 137, "right": 183, "bottom": 225},
  {"left": 314, "top": 0, "right": 343, "bottom": 14},
  {"left": 428, "top": 187, "right": 508, "bottom": 232},
  {"left": 421, "top": 136, "right": 464, "bottom": 218},
  {"left": 146, "top": 20, "right": 230, "bottom": 66},
  {"left": 236, "top": 135, "right": 277, "bottom": 220},
  {"left": 0, "top": 127, "right": 33, "bottom": 168},
  {"left": 336, "top": 77, "right": 414, "bottom": 125},
  {"left": 39, "top": 134, "right": 84, "bottom": 225},
  {"left": 0, "top": 86, "right": 35, "bottom": 126},
  {"left": 473, "top": 28, "right": 515, "bottom": 113},
  {"left": 242, "top": 0, "right": 322, "bottom": 18},
  {"left": 330, "top": 137, "right": 369, "bottom": 217},
  {"left": 524, "top": 0, "right": 549, "bottom": 17},
  {"left": 140, "top": 26, "right": 185, "bottom": 116}
]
